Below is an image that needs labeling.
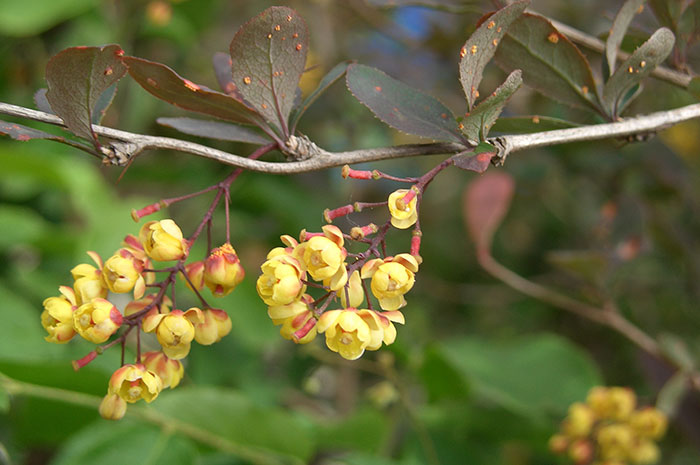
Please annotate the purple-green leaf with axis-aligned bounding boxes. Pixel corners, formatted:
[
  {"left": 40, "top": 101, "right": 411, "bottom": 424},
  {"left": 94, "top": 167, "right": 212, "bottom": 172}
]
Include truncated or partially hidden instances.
[
  {"left": 491, "top": 115, "right": 580, "bottom": 134},
  {"left": 495, "top": 14, "right": 600, "bottom": 112},
  {"left": 602, "top": 28, "right": 675, "bottom": 117},
  {"left": 605, "top": 0, "right": 647, "bottom": 77},
  {"left": 346, "top": 64, "right": 465, "bottom": 143},
  {"left": 229, "top": 6, "right": 308, "bottom": 134},
  {"left": 460, "top": 70, "right": 522, "bottom": 142},
  {"left": 453, "top": 143, "right": 496, "bottom": 173},
  {"left": 0, "top": 120, "right": 65, "bottom": 142},
  {"left": 212, "top": 52, "right": 245, "bottom": 100},
  {"left": 459, "top": 0, "right": 528, "bottom": 111},
  {"left": 157, "top": 117, "right": 271, "bottom": 145},
  {"left": 290, "top": 61, "right": 352, "bottom": 131},
  {"left": 123, "top": 56, "right": 259, "bottom": 125},
  {"left": 33, "top": 88, "right": 53, "bottom": 114},
  {"left": 45, "top": 44, "right": 127, "bottom": 146}
]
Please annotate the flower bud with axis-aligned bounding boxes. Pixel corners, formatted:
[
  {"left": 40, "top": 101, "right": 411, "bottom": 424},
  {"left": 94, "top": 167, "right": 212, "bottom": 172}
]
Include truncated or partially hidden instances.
[
  {"left": 268, "top": 296, "right": 317, "bottom": 344},
  {"left": 99, "top": 393, "right": 127, "bottom": 420},
  {"left": 124, "top": 294, "right": 172, "bottom": 318},
  {"left": 257, "top": 254, "right": 305, "bottom": 306},
  {"left": 548, "top": 434, "right": 569, "bottom": 454},
  {"left": 194, "top": 308, "right": 232, "bottom": 345},
  {"left": 183, "top": 260, "right": 205, "bottom": 291},
  {"left": 73, "top": 298, "right": 123, "bottom": 344},
  {"left": 41, "top": 286, "right": 78, "bottom": 344},
  {"left": 139, "top": 219, "right": 188, "bottom": 262},
  {"left": 628, "top": 439, "right": 660, "bottom": 464},
  {"left": 563, "top": 402, "right": 595, "bottom": 437},
  {"left": 203, "top": 243, "right": 245, "bottom": 297},
  {"left": 108, "top": 363, "right": 163, "bottom": 403},
  {"left": 142, "top": 351, "right": 184, "bottom": 389},
  {"left": 388, "top": 188, "right": 418, "bottom": 229},
  {"left": 339, "top": 270, "right": 364, "bottom": 308},
  {"left": 568, "top": 439, "right": 593, "bottom": 465},
  {"left": 597, "top": 424, "right": 634, "bottom": 461},
  {"left": 630, "top": 407, "right": 668, "bottom": 440}
]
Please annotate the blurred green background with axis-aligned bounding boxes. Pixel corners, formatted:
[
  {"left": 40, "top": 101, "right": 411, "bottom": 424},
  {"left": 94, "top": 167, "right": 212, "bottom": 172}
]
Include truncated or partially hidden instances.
[{"left": 1, "top": 0, "right": 700, "bottom": 464}]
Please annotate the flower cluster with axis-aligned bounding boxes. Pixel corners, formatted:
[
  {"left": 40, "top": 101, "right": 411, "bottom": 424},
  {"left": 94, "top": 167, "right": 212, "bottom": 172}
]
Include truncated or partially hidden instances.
[
  {"left": 549, "top": 386, "right": 668, "bottom": 465},
  {"left": 40, "top": 218, "right": 239, "bottom": 421},
  {"left": 257, "top": 186, "right": 423, "bottom": 361}
]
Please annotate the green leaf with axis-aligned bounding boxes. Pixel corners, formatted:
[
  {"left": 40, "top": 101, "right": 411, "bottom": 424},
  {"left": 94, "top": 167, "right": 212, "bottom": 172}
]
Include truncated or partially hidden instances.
[
  {"left": 51, "top": 421, "right": 197, "bottom": 465},
  {"left": 436, "top": 334, "right": 602, "bottom": 417},
  {"left": 606, "top": 0, "right": 647, "bottom": 77},
  {"left": 0, "top": 385, "right": 9, "bottom": 413},
  {"left": 602, "top": 28, "right": 675, "bottom": 117},
  {"left": 687, "top": 76, "right": 700, "bottom": 100},
  {"left": 649, "top": 0, "right": 682, "bottom": 30},
  {"left": 46, "top": 45, "right": 127, "bottom": 146},
  {"left": 91, "top": 84, "right": 117, "bottom": 124},
  {"left": 490, "top": 115, "right": 580, "bottom": 133},
  {"left": 346, "top": 64, "right": 465, "bottom": 143},
  {"left": 290, "top": 60, "right": 352, "bottom": 131},
  {"left": 123, "top": 56, "right": 259, "bottom": 125},
  {"left": 459, "top": 1, "right": 529, "bottom": 110},
  {"left": 656, "top": 371, "right": 688, "bottom": 417},
  {"left": 157, "top": 117, "right": 270, "bottom": 145},
  {"left": 0, "top": 0, "right": 99, "bottom": 36},
  {"left": 495, "top": 13, "right": 600, "bottom": 112},
  {"left": 461, "top": 69, "right": 522, "bottom": 141},
  {"left": 154, "top": 386, "right": 315, "bottom": 461},
  {"left": 463, "top": 171, "right": 515, "bottom": 253},
  {"left": 0, "top": 120, "right": 66, "bottom": 144},
  {"left": 0, "top": 204, "right": 50, "bottom": 250},
  {"left": 229, "top": 6, "right": 309, "bottom": 133}
]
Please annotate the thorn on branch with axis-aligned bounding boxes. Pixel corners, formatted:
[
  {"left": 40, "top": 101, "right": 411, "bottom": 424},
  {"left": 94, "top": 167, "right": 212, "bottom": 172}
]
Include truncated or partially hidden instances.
[
  {"left": 100, "top": 140, "right": 143, "bottom": 166},
  {"left": 285, "top": 134, "right": 322, "bottom": 161}
]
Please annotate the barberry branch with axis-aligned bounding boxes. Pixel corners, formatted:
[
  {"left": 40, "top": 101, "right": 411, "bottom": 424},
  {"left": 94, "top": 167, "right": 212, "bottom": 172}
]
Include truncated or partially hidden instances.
[{"left": 3, "top": 101, "right": 700, "bottom": 173}]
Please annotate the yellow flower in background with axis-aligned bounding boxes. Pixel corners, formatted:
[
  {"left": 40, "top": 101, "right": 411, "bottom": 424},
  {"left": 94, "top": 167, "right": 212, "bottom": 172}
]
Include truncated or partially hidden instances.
[
  {"left": 70, "top": 251, "right": 108, "bottom": 305},
  {"left": 41, "top": 286, "right": 78, "bottom": 344}
]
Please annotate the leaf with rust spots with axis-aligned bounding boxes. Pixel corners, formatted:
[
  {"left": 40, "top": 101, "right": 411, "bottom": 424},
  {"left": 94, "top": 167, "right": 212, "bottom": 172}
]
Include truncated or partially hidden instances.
[
  {"left": 45, "top": 44, "right": 126, "bottom": 146},
  {"left": 602, "top": 28, "right": 675, "bottom": 118},
  {"left": 495, "top": 14, "right": 601, "bottom": 112},
  {"left": 463, "top": 171, "right": 515, "bottom": 253},
  {"left": 290, "top": 60, "right": 353, "bottom": 131},
  {"left": 453, "top": 143, "right": 496, "bottom": 173},
  {"left": 491, "top": 115, "right": 580, "bottom": 134},
  {"left": 459, "top": 0, "right": 528, "bottom": 111},
  {"left": 0, "top": 120, "right": 65, "bottom": 143},
  {"left": 157, "top": 117, "right": 271, "bottom": 145},
  {"left": 212, "top": 52, "right": 246, "bottom": 101},
  {"left": 346, "top": 64, "right": 465, "bottom": 143},
  {"left": 229, "top": 6, "right": 308, "bottom": 135},
  {"left": 123, "top": 56, "right": 259, "bottom": 125},
  {"left": 460, "top": 70, "right": 521, "bottom": 142},
  {"left": 605, "top": 0, "right": 647, "bottom": 77}
]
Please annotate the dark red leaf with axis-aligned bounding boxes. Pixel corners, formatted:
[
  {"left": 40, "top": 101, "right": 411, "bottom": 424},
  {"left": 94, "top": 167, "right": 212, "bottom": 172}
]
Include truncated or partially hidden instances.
[
  {"left": 45, "top": 44, "right": 127, "bottom": 146},
  {"left": 157, "top": 117, "right": 270, "bottom": 145},
  {"left": 0, "top": 120, "right": 65, "bottom": 142},
  {"left": 453, "top": 143, "right": 496, "bottom": 173},
  {"left": 463, "top": 171, "right": 515, "bottom": 253}
]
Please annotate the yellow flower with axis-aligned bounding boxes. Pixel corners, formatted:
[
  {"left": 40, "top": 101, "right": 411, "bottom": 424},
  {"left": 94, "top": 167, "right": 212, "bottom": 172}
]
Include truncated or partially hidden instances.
[
  {"left": 203, "top": 243, "right": 245, "bottom": 297},
  {"left": 102, "top": 248, "right": 147, "bottom": 299},
  {"left": 194, "top": 308, "right": 232, "bottom": 345},
  {"left": 294, "top": 225, "right": 347, "bottom": 288},
  {"left": 388, "top": 189, "right": 418, "bottom": 229},
  {"left": 108, "top": 363, "right": 163, "bottom": 403},
  {"left": 596, "top": 424, "right": 634, "bottom": 461},
  {"left": 142, "top": 351, "right": 184, "bottom": 389},
  {"left": 630, "top": 407, "right": 668, "bottom": 440},
  {"left": 338, "top": 270, "right": 364, "bottom": 308},
  {"left": 41, "top": 286, "right": 78, "bottom": 344},
  {"left": 182, "top": 260, "right": 205, "bottom": 291},
  {"left": 71, "top": 251, "right": 108, "bottom": 305},
  {"left": 563, "top": 402, "right": 595, "bottom": 437},
  {"left": 257, "top": 253, "right": 305, "bottom": 306},
  {"left": 143, "top": 307, "right": 203, "bottom": 359},
  {"left": 628, "top": 439, "right": 660, "bottom": 464},
  {"left": 99, "top": 393, "right": 127, "bottom": 420},
  {"left": 587, "top": 386, "right": 636, "bottom": 421},
  {"left": 317, "top": 308, "right": 404, "bottom": 360},
  {"left": 361, "top": 254, "right": 419, "bottom": 310},
  {"left": 73, "top": 298, "right": 123, "bottom": 344},
  {"left": 139, "top": 219, "right": 188, "bottom": 262},
  {"left": 124, "top": 294, "right": 172, "bottom": 318},
  {"left": 268, "top": 296, "right": 317, "bottom": 344}
]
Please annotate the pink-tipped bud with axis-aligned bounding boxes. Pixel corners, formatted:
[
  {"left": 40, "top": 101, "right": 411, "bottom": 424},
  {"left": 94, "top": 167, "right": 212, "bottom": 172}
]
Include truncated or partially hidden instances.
[
  {"left": 350, "top": 223, "right": 378, "bottom": 240},
  {"left": 397, "top": 187, "right": 418, "bottom": 211},
  {"left": 293, "top": 316, "right": 317, "bottom": 342},
  {"left": 323, "top": 204, "right": 355, "bottom": 223},
  {"left": 72, "top": 351, "right": 98, "bottom": 371},
  {"left": 342, "top": 165, "right": 372, "bottom": 180},
  {"left": 131, "top": 202, "right": 162, "bottom": 221},
  {"left": 410, "top": 234, "right": 423, "bottom": 264}
]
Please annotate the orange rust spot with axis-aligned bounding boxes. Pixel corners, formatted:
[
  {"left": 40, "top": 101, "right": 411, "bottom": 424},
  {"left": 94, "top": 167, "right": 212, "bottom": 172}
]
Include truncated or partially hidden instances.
[
  {"left": 532, "top": 116, "right": 540, "bottom": 124},
  {"left": 286, "top": 14, "right": 292, "bottom": 21},
  {"left": 581, "top": 85, "right": 589, "bottom": 94},
  {"left": 275, "top": 24, "right": 281, "bottom": 31},
  {"left": 267, "top": 33, "right": 272, "bottom": 39},
  {"left": 261, "top": 103, "right": 268, "bottom": 109},
  {"left": 476, "top": 153, "right": 490, "bottom": 162},
  {"left": 183, "top": 79, "right": 200, "bottom": 91},
  {"left": 224, "top": 82, "right": 236, "bottom": 94},
  {"left": 115, "top": 49, "right": 125, "bottom": 57},
  {"left": 458, "top": 123, "right": 464, "bottom": 130},
  {"left": 440, "top": 113, "right": 447, "bottom": 119},
  {"left": 243, "top": 76, "right": 252, "bottom": 85},
  {"left": 637, "top": 5, "right": 644, "bottom": 13},
  {"left": 471, "top": 87, "right": 479, "bottom": 98},
  {"left": 496, "top": 27, "right": 502, "bottom": 33},
  {"left": 292, "top": 33, "right": 298, "bottom": 38},
  {"left": 640, "top": 60, "right": 646, "bottom": 68},
  {"left": 470, "top": 45, "right": 478, "bottom": 54},
  {"left": 460, "top": 47, "right": 467, "bottom": 58},
  {"left": 281, "top": 37, "right": 286, "bottom": 41},
  {"left": 492, "top": 39, "right": 498, "bottom": 46},
  {"left": 146, "top": 78, "right": 158, "bottom": 87},
  {"left": 547, "top": 32, "right": 559, "bottom": 44},
  {"left": 628, "top": 66, "right": 634, "bottom": 73},
  {"left": 375, "top": 86, "right": 382, "bottom": 92},
  {"left": 17, "top": 134, "right": 31, "bottom": 141},
  {"left": 104, "top": 66, "right": 113, "bottom": 76},
  {"left": 296, "top": 43, "right": 302, "bottom": 51},
  {"left": 393, "top": 107, "right": 399, "bottom": 112},
  {"left": 487, "top": 21, "right": 495, "bottom": 29}
]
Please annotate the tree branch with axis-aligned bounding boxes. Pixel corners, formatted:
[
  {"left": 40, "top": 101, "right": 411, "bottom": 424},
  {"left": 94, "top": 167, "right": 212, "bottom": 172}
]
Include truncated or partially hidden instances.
[{"left": 3, "top": 101, "right": 700, "bottom": 173}]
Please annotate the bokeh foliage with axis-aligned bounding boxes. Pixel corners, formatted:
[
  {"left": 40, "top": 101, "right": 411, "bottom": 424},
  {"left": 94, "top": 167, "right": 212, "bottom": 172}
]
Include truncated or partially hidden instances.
[{"left": 1, "top": 0, "right": 700, "bottom": 464}]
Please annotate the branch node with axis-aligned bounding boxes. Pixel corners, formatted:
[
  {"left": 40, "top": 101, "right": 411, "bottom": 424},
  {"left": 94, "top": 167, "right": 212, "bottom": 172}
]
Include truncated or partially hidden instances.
[
  {"left": 487, "top": 136, "right": 512, "bottom": 166},
  {"left": 100, "top": 140, "right": 143, "bottom": 166},
  {"left": 285, "top": 134, "right": 322, "bottom": 161}
]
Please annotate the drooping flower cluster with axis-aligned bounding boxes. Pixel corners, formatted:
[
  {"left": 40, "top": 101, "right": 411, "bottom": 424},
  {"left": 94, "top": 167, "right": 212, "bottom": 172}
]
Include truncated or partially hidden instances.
[
  {"left": 257, "top": 184, "right": 425, "bottom": 361},
  {"left": 549, "top": 386, "right": 668, "bottom": 465},
  {"left": 40, "top": 218, "right": 239, "bottom": 421}
]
